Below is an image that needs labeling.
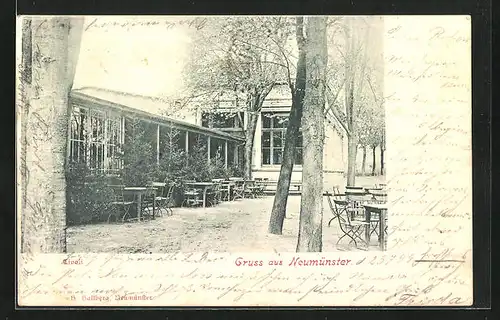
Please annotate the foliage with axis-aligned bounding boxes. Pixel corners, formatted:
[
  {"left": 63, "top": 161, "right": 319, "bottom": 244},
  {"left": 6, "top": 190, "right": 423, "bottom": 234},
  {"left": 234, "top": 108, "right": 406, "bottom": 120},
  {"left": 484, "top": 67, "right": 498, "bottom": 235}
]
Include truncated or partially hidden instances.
[
  {"left": 325, "top": 16, "right": 385, "bottom": 146},
  {"left": 66, "top": 164, "right": 114, "bottom": 225},
  {"left": 182, "top": 16, "right": 293, "bottom": 108},
  {"left": 122, "top": 118, "right": 156, "bottom": 186}
]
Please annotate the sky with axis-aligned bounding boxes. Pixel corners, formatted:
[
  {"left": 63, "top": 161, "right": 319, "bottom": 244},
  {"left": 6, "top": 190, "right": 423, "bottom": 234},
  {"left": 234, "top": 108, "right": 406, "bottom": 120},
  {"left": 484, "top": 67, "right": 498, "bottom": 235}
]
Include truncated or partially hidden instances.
[
  {"left": 72, "top": 16, "right": 385, "bottom": 102},
  {"left": 73, "top": 16, "right": 194, "bottom": 98}
]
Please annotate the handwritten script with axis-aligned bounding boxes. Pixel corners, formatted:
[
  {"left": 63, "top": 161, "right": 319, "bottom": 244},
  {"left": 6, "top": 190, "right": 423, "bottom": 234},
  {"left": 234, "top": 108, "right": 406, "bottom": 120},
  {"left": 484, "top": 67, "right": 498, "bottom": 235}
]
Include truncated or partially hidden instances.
[{"left": 17, "top": 15, "right": 472, "bottom": 306}]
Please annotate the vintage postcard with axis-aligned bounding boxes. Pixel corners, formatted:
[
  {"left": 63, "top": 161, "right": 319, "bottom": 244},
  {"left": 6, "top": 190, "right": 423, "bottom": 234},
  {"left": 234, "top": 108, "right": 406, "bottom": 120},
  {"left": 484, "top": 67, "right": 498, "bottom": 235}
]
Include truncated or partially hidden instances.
[{"left": 16, "top": 15, "right": 472, "bottom": 307}]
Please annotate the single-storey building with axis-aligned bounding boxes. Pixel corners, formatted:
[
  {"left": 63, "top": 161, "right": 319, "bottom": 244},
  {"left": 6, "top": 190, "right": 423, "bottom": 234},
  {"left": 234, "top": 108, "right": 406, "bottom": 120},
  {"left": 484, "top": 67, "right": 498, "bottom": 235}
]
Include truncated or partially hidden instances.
[
  {"left": 68, "top": 87, "right": 245, "bottom": 175},
  {"left": 68, "top": 85, "right": 349, "bottom": 182}
]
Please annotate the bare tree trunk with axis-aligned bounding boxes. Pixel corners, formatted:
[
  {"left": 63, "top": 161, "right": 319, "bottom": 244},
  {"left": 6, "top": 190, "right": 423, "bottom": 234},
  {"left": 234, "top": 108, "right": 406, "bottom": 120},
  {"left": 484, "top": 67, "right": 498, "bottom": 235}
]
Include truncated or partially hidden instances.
[
  {"left": 345, "top": 74, "right": 356, "bottom": 186},
  {"left": 380, "top": 146, "right": 385, "bottom": 176},
  {"left": 380, "top": 133, "right": 385, "bottom": 176},
  {"left": 268, "top": 17, "right": 306, "bottom": 235},
  {"left": 297, "top": 16, "right": 327, "bottom": 253},
  {"left": 21, "top": 17, "right": 83, "bottom": 254},
  {"left": 361, "top": 145, "right": 366, "bottom": 175},
  {"left": 371, "top": 145, "right": 377, "bottom": 176},
  {"left": 19, "top": 18, "right": 32, "bottom": 253},
  {"left": 346, "top": 136, "right": 357, "bottom": 185},
  {"left": 243, "top": 111, "right": 259, "bottom": 180}
]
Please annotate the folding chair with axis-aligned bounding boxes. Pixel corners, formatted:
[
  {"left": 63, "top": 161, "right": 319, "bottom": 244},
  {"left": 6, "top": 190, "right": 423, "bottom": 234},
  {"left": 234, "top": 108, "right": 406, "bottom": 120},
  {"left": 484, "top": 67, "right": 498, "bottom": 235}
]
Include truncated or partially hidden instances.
[
  {"left": 107, "top": 185, "right": 135, "bottom": 223},
  {"left": 326, "top": 192, "right": 369, "bottom": 247},
  {"left": 220, "top": 181, "right": 232, "bottom": 201},
  {"left": 233, "top": 180, "right": 245, "bottom": 200},
  {"left": 153, "top": 182, "right": 175, "bottom": 216},
  {"left": 141, "top": 186, "right": 158, "bottom": 220},
  {"left": 366, "top": 190, "right": 388, "bottom": 239},
  {"left": 206, "top": 182, "right": 222, "bottom": 205}
]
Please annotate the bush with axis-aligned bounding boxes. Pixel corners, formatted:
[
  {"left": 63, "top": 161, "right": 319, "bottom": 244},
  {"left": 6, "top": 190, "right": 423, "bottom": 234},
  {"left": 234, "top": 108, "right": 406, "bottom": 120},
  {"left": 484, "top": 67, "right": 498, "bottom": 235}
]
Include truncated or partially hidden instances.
[{"left": 66, "top": 164, "right": 114, "bottom": 225}]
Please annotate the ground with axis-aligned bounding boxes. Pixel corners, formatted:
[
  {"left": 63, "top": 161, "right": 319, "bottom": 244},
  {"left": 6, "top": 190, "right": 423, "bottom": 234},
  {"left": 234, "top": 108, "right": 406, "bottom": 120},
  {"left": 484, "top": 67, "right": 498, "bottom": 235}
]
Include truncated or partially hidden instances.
[{"left": 67, "top": 175, "right": 385, "bottom": 253}]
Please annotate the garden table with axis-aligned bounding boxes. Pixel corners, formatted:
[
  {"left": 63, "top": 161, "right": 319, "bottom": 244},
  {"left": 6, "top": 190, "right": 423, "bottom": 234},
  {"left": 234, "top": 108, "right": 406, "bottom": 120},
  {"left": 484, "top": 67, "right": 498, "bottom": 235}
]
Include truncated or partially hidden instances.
[
  {"left": 185, "top": 182, "right": 214, "bottom": 208},
  {"left": 123, "top": 186, "right": 156, "bottom": 221},
  {"left": 363, "top": 203, "right": 388, "bottom": 250}
]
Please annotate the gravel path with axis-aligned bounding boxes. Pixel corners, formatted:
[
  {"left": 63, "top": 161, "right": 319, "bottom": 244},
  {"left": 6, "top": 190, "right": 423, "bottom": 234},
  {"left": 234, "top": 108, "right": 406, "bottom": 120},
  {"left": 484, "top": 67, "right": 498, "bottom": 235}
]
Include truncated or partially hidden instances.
[{"left": 67, "top": 176, "right": 385, "bottom": 253}]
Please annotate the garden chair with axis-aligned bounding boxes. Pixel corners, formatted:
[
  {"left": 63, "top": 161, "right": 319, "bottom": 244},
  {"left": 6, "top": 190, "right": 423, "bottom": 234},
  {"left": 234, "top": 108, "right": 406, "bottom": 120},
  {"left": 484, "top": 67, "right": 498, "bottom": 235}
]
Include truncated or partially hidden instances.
[
  {"left": 244, "top": 180, "right": 258, "bottom": 198},
  {"left": 151, "top": 182, "right": 175, "bottom": 217},
  {"left": 141, "top": 185, "right": 158, "bottom": 220},
  {"left": 220, "top": 181, "right": 232, "bottom": 201},
  {"left": 326, "top": 192, "right": 369, "bottom": 248},
  {"left": 345, "top": 188, "right": 369, "bottom": 221},
  {"left": 365, "top": 190, "right": 388, "bottom": 240},
  {"left": 182, "top": 185, "right": 203, "bottom": 207},
  {"left": 206, "top": 182, "right": 222, "bottom": 205},
  {"left": 107, "top": 185, "right": 135, "bottom": 223},
  {"left": 255, "top": 178, "right": 268, "bottom": 197},
  {"left": 232, "top": 180, "right": 245, "bottom": 200},
  {"left": 326, "top": 186, "right": 344, "bottom": 226}
]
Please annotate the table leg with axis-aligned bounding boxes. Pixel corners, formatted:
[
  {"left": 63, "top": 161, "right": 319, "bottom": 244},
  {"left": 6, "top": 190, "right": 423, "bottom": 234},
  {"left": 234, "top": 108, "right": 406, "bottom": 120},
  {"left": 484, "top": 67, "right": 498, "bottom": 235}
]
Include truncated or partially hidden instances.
[
  {"left": 379, "top": 209, "right": 387, "bottom": 250},
  {"left": 152, "top": 190, "right": 156, "bottom": 219},
  {"left": 365, "top": 208, "right": 371, "bottom": 245},
  {"left": 137, "top": 194, "right": 142, "bottom": 221},
  {"left": 203, "top": 188, "right": 207, "bottom": 208}
]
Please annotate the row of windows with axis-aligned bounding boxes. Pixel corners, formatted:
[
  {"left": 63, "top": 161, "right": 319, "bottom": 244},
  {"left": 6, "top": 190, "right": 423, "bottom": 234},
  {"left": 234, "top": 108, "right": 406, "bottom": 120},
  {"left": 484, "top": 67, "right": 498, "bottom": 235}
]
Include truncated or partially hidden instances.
[
  {"left": 202, "top": 111, "right": 303, "bottom": 165},
  {"left": 71, "top": 107, "right": 300, "bottom": 172},
  {"left": 262, "top": 113, "right": 303, "bottom": 165},
  {"left": 201, "top": 112, "right": 244, "bottom": 129},
  {"left": 69, "top": 106, "right": 124, "bottom": 173}
]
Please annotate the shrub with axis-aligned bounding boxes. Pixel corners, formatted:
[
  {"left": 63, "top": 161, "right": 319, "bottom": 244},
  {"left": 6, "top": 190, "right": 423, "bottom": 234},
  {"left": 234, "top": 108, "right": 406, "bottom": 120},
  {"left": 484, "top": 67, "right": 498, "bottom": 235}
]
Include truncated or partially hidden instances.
[{"left": 66, "top": 164, "right": 114, "bottom": 225}]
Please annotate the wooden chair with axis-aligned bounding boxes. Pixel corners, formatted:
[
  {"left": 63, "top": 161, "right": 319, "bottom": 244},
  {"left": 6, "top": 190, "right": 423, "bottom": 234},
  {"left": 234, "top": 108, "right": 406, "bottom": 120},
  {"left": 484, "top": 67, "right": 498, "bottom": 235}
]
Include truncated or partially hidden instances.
[
  {"left": 206, "top": 182, "right": 222, "bottom": 206},
  {"left": 182, "top": 186, "right": 203, "bottom": 207},
  {"left": 220, "top": 181, "right": 232, "bottom": 201},
  {"left": 141, "top": 186, "right": 158, "bottom": 220},
  {"left": 255, "top": 178, "right": 269, "bottom": 197},
  {"left": 107, "top": 185, "right": 135, "bottom": 223},
  {"left": 244, "top": 180, "right": 258, "bottom": 198},
  {"left": 345, "top": 188, "right": 369, "bottom": 221},
  {"left": 325, "top": 192, "right": 368, "bottom": 247},
  {"left": 151, "top": 182, "right": 175, "bottom": 217},
  {"left": 365, "top": 190, "right": 388, "bottom": 239},
  {"left": 232, "top": 180, "right": 245, "bottom": 200}
]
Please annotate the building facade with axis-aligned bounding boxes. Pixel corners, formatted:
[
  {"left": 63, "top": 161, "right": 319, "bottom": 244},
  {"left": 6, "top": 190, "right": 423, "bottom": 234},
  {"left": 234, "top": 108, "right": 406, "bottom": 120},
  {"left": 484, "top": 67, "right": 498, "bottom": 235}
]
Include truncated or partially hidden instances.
[{"left": 195, "top": 84, "right": 348, "bottom": 182}]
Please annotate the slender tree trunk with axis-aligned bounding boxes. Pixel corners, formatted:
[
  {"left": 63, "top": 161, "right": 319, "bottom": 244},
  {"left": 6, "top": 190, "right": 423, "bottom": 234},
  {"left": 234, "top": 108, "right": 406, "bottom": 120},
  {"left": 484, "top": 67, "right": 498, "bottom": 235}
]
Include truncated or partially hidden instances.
[
  {"left": 243, "top": 111, "right": 259, "bottom": 180},
  {"left": 371, "top": 145, "right": 377, "bottom": 176},
  {"left": 345, "top": 73, "right": 356, "bottom": 186},
  {"left": 380, "top": 133, "right": 385, "bottom": 176},
  {"left": 380, "top": 146, "right": 385, "bottom": 176},
  {"left": 21, "top": 17, "right": 83, "bottom": 254},
  {"left": 268, "top": 17, "right": 306, "bottom": 235},
  {"left": 346, "top": 136, "right": 357, "bottom": 185},
  {"left": 297, "top": 16, "right": 327, "bottom": 252},
  {"left": 361, "top": 145, "right": 366, "bottom": 175}
]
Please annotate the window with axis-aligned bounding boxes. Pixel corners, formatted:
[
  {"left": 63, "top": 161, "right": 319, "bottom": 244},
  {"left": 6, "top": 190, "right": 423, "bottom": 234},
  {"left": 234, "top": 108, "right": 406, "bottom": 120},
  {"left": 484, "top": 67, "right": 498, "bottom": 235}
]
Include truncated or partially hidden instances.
[
  {"left": 69, "top": 105, "right": 124, "bottom": 174},
  {"left": 202, "top": 112, "right": 244, "bottom": 129},
  {"left": 261, "top": 112, "right": 303, "bottom": 165}
]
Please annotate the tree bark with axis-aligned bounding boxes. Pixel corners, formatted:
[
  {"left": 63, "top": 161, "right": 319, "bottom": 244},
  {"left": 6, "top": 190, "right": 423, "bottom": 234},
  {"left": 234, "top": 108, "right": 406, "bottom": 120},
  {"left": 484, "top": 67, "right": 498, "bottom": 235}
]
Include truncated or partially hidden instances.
[
  {"left": 346, "top": 136, "right": 357, "bottom": 185},
  {"left": 268, "top": 17, "right": 306, "bottom": 235},
  {"left": 371, "top": 145, "right": 377, "bottom": 176},
  {"left": 345, "top": 74, "right": 356, "bottom": 186},
  {"left": 361, "top": 145, "right": 366, "bottom": 176},
  {"left": 380, "top": 133, "right": 385, "bottom": 175},
  {"left": 243, "top": 110, "right": 259, "bottom": 180},
  {"left": 19, "top": 18, "right": 32, "bottom": 253},
  {"left": 296, "top": 16, "right": 327, "bottom": 253},
  {"left": 21, "top": 17, "right": 83, "bottom": 254},
  {"left": 380, "top": 146, "right": 385, "bottom": 176}
]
